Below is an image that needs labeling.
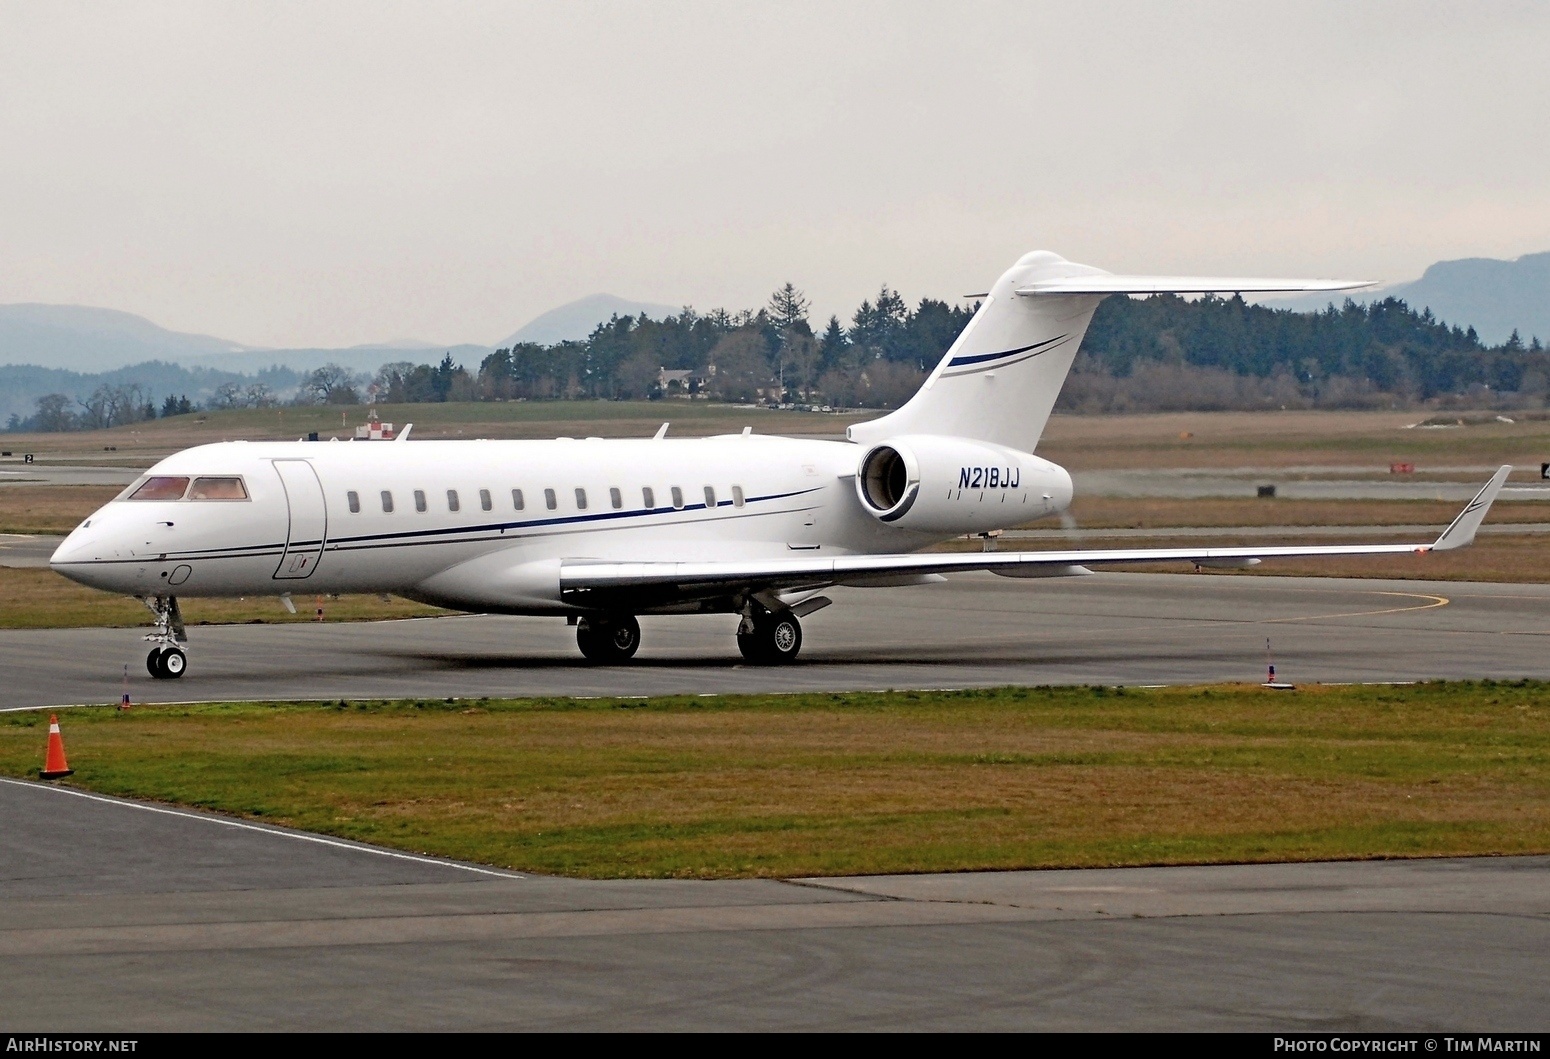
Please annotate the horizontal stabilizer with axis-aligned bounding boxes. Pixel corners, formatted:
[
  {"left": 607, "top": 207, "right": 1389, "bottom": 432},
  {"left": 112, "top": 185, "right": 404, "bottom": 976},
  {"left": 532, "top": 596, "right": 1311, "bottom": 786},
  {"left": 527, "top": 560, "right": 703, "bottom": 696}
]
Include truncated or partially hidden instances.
[{"left": 1016, "top": 275, "right": 1373, "bottom": 296}]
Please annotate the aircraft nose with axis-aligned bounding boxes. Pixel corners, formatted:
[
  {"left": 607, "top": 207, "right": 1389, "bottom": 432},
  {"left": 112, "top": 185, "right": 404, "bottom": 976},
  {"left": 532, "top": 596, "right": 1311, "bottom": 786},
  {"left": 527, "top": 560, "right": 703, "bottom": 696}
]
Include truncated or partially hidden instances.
[
  {"left": 49, "top": 519, "right": 125, "bottom": 586},
  {"left": 51, "top": 526, "right": 103, "bottom": 566}
]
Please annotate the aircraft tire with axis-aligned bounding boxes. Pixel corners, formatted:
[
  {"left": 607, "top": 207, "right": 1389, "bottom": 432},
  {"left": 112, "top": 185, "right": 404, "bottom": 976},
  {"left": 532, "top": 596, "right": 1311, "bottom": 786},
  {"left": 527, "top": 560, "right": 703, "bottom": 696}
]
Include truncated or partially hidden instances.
[
  {"left": 738, "top": 611, "right": 801, "bottom": 665},
  {"left": 576, "top": 615, "right": 641, "bottom": 664},
  {"left": 147, "top": 646, "right": 187, "bottom": 679},
  {"left": 161, "top": 647, "right": 187, "bottom": 678}
]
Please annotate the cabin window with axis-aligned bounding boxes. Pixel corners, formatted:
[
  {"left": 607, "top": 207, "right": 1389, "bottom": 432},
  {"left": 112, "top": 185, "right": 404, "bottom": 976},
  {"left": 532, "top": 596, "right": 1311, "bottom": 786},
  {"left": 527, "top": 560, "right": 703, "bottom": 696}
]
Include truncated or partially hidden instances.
[
  {"left": 127, "top": 476, "right": 190, "bottom": 501},
  {"left": 188, "top": 477, "right": 248, "bottom": 501},
  {"left": 670, "top": 486, "right": 684, "bottom": 510},
  {"left": 544, "top": 488, "right": 557, "bottom": 511},
  {"left": 447, "top": 489, "right": 460, "bottom": 512},
  {"left": 479, "top": 489, "right": 492, "bottom": 511},
  {"left": 575, "top": 488, "right": 587, "bottom": 510},
  {"left": 732, "top": 485, "right": 745, "bottom": 508},
  {"left": 512, "top": 489, "right": 525, "bottom": 510},
  {"left": 381, "top": 490, "right": 394, "bottom": 513},
  {"left": 609, "top": 487, "right": 622, "bottom": 509},
  {"left": 704, "top": 486, "right": 716, "bottom": 508},
  {"left": 642, "top": 486, "right": 655, "bottom": 509},
  {"left": 414, "top": 490, "right": 427, "bottom": 513},
  {"left": 347, "top": 490, "right": 361, "bottom": 513}
]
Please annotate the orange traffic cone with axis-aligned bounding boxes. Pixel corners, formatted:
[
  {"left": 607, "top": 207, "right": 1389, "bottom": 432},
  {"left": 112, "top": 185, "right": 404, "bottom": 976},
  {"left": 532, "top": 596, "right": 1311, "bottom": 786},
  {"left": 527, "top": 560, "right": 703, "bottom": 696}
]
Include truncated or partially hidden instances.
[{"left": 40, "top": 714, "right": 73, "bottom": 779}]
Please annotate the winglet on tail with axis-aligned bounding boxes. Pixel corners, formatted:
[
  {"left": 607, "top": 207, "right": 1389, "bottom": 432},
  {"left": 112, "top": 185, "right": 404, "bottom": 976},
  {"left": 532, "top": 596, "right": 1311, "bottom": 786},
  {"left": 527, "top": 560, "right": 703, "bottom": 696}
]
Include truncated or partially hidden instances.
[{"left": 1431, "top": 465, "right": 1512, "bottom": 551}]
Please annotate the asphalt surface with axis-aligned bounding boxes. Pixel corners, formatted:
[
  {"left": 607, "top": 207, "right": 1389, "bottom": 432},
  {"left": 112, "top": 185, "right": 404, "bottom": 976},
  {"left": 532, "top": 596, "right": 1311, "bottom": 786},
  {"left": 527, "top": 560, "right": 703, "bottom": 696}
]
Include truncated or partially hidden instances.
[
  {"left": 0, "top": 464, "right": 138, "bottom": 487},
  {"left": 0, "top": 533, "right": 61, "bottom": 568},
  {"left": 5, "top": 572, "right": 1550, "bottom": 708},
  {"left": 1, "top": 777, "right": 1544, "bottom": 1031}
]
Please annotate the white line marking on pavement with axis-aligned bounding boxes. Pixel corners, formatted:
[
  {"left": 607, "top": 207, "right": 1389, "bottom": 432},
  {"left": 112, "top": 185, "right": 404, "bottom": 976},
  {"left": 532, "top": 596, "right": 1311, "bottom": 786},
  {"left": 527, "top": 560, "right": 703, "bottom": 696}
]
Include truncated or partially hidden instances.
[{"left": 0, "top": 776, "right": 526, "bottom": 880}]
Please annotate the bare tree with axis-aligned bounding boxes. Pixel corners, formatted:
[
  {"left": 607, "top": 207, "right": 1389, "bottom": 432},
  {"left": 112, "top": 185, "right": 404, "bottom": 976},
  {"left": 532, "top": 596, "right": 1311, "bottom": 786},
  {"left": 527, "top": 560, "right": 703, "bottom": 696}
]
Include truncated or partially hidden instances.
[
  {"left": 75, "top": 383, "right": 152, "bottom": 429},
  {"left": 705, "top": 332, "right": 773, "bottom": 403},
  {"left": 244, "top": 382, "right": 276, "bottom": 408},
  {"left": 300, "top": 364, "right": 363, "bottom": 405},
  {"left": 209, "top": 382, "right": 245, "bottom": 410},
  {"left": 32, "top": 393, "right": 74, "bottom": 432}
]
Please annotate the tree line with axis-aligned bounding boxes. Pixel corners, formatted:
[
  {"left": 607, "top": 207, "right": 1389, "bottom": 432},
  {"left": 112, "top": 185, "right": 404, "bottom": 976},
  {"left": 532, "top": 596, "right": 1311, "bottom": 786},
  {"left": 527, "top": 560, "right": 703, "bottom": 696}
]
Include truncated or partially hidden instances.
[{"left": 10, "top": 281, "right": 1549, "bottom": 431}]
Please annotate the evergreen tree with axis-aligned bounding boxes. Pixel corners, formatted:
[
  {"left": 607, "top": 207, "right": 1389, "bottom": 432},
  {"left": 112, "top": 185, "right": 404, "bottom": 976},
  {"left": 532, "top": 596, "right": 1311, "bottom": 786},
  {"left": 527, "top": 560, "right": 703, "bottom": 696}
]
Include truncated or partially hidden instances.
[
  {"left": 818, "top": 315, "right": 849, "bottom": 372},
  {"left": 767, "top": 283, "right": 811, "bottom": 332}
]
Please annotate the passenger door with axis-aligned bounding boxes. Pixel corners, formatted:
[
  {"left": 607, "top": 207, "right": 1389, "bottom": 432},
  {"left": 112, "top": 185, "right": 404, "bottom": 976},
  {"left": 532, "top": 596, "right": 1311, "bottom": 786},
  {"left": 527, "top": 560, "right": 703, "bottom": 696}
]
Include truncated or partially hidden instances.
[{"left": 272, "top": 460, "right": 328, "bottom": 580}]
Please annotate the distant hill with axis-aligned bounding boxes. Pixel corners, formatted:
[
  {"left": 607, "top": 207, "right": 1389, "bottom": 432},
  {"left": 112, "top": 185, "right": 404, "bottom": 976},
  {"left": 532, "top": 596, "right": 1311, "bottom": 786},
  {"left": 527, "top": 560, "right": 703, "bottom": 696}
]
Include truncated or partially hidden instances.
[
  {"left": 0, "top": 360, "right": 303, "bottom": 425},
  {"left": 0, "top": 304, "right": 252, "bottom": 373},
  {"left": 1267, "top": 251, "right": 1550, "bottom": 345},
  {"left": 179, "top": 345, "right": 492, "bottom": 378},
  {"left": 0, "top": 302, "right": 493, "bottom": 380},
  {"left": 500, "top": 294, "right": 680, "bottom": 347}
]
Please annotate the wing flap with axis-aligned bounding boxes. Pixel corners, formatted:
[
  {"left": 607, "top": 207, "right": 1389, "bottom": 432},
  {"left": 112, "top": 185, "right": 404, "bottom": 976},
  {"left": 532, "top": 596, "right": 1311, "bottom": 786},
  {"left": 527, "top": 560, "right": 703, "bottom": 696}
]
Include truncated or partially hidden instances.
[
  {"left": 560, "top": 542, "right": 1430, "bottom": 594},
  {"left": 557, "top": 467, "right": 1508, "bottom": 600}
]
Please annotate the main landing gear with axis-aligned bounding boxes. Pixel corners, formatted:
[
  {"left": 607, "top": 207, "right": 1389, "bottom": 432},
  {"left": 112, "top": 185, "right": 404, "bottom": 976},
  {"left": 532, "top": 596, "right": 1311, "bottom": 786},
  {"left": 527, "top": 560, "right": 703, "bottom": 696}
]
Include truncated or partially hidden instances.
[
  {"left": 571, "top": 607, "right": 804, "bottom": 666},
  {"left": 139, "top": 595, "right": 189, "bottom": 680},
  {"left": 576, "top": 614, "right": 642, "bottom": 664},
  {"left": 737, "top": 606, "right": 802, "bottom": 665}
]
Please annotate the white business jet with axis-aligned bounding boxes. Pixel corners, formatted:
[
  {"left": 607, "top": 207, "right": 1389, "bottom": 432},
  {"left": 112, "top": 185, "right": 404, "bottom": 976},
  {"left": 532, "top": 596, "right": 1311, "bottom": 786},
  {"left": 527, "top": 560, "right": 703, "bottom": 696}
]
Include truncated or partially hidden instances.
[{"left": 50, "top": 251, "right": 1510, "bottom": 679}]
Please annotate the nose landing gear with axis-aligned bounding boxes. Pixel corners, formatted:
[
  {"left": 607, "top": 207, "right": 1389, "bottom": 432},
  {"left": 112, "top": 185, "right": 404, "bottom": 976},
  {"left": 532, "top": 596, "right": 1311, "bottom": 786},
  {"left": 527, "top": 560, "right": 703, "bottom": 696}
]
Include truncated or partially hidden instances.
[
  {"left": 138, "top": 595, "right": 189, "bottom": 679},
  {"left": 147, "top": 645, "right": 187, "bottom": 679}
]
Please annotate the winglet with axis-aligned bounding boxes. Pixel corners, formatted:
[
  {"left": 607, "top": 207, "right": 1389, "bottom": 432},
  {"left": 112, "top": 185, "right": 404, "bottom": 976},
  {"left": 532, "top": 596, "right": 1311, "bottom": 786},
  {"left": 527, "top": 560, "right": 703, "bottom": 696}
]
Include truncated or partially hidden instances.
[
  {"left": 1431, "top": 465, "right": 1511, "bottom": 551},
  {"left": 653, "top": 423, "right": 669, "bottom": 440},
  {"left": 396, "top": 424, "right": 413, "bottom": 442}
]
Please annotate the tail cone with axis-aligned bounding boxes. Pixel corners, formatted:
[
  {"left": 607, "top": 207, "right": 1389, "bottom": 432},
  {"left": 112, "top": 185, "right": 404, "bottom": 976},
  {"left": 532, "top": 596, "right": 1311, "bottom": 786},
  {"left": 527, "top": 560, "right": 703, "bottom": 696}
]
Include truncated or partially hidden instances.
[{"left": 40, "top": 714, "right": 73, "bottom": 779}]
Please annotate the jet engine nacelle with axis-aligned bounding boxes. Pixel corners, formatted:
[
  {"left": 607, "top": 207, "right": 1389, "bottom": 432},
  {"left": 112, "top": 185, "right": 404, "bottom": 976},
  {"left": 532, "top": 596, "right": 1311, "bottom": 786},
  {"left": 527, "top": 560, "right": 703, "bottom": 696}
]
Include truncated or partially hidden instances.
[{"left": 854, "top": 435, "right": 1073, "bottom": 534}]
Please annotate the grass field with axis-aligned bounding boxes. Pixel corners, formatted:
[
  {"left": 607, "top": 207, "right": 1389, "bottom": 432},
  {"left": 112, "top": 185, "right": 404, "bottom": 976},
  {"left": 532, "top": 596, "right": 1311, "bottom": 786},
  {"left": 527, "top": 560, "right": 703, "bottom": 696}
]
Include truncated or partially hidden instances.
[
  {"left": 2, "top": 486, "right": 1546, "bottom": 632},
  {"left": 1063, "top": 495, "right": 1547, "bottom": 529},
  {"left": 3, "top": 406, "right": 1544, "bottom": 630},
  {"left": 941, "top": 528, "right": 1549, "bottom": 582},
  {"left": 0, "top": 485, "right": 122, "bottom": 534},
  {"left": 1039, "top": 409, "right": 1550, "bottom": 470},
  {"left": 6, "top": 403, "right": 1550, "bottom": 471},
  {"left": 9, "top": 484, "right": 1547, "bottom": 537},
  {"left": 0, "top": 567, "right": 444, "bottom": 629},
  {"left": 3, "top": 683, "right": 1546, "bottom": 878},
  {"left": 0, "top": 400, "right": 862, "bottom": 464}
]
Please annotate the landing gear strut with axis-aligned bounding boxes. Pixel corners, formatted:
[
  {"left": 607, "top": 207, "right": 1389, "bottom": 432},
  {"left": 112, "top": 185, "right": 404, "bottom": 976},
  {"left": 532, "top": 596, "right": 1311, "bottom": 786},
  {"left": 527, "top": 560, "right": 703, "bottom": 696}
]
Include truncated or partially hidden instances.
[
  {"left": 576, "top": 614, "right": 641, "bottom": 664},
  {"left": 139, "top": 595, "right": 189, "bottom": 679},
  {"left": 737, "top": 606, "right": 802, "bottom": 665}
]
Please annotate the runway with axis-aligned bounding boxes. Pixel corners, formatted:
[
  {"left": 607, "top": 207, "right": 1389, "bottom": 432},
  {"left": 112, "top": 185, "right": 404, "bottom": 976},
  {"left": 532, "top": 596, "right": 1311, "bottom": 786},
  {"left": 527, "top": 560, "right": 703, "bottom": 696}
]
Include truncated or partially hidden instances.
[
  {"left": 4, "top": 572, "right": 1550, "bottom": 709},
  {"left": 1, "top": 776, "right": 1544, "bottom": 1030}
]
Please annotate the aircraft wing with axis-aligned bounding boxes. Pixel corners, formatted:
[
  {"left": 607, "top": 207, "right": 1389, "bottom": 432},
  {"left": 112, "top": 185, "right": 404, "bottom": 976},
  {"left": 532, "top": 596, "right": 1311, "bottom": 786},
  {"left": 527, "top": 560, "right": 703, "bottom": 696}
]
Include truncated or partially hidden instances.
[
  {"left": 1015, "top": 276, "right": 1374, "bottom": 296},
  {"left": 558, "top": 467, "right": 1510, "bottom": 606}
]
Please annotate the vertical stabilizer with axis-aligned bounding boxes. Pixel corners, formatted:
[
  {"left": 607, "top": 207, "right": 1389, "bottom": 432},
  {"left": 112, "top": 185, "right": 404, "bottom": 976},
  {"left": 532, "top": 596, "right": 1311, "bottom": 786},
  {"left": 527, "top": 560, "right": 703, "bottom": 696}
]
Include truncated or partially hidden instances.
[{"left": 846, "top": 252, "right": 1105, "bottom": 453}]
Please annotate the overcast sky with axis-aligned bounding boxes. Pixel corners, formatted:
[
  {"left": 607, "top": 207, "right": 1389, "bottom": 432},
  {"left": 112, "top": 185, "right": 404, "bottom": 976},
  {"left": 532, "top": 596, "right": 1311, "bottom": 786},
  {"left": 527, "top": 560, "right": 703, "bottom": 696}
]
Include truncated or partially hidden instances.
[{"left": 2, "top": 1, "right": 1548, "bottom": 348}]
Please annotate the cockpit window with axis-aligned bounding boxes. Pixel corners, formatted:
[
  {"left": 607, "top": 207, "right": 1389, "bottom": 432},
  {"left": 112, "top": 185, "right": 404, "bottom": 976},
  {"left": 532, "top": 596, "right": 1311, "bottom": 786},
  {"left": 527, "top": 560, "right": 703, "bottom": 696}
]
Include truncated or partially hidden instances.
[
  {"left": 127, "top": 476, "right": 191, "bottom": 501},
  {"left": 188, "top": 477, "right": 249, "bottom": 500}
]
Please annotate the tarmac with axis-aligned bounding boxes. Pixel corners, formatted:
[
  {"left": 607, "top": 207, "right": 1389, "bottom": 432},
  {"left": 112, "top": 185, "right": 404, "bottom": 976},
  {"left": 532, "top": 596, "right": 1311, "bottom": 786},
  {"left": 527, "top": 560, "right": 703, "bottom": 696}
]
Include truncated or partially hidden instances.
[
  {"left": 1, "top": 776, "right": 1545, "bottom": 1030},
  {"left": 5, "top": 572, "right": 1550, "bottom": 708},
  {"left": 3, "top": 567, "right": 1549, "bottom": 1028}
]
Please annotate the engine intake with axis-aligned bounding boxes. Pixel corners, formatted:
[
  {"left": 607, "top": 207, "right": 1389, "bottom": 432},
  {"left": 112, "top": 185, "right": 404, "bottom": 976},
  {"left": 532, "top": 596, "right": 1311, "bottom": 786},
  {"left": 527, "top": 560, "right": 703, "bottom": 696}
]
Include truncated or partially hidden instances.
[
  {"left": 858, "top": 444, "right": 918, "bottom": 521},
  {"left": 853, "top": 435, "right": 1072, "bottom": 534}
]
